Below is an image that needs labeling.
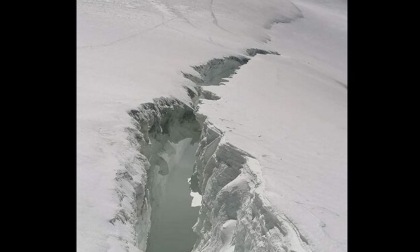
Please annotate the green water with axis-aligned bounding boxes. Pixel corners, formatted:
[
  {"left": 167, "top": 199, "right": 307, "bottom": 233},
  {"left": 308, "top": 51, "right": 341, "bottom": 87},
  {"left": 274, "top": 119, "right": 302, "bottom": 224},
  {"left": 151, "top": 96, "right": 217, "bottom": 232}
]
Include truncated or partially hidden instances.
[{"left": 146, "top": 144, "right": 200, "bottom": 252}]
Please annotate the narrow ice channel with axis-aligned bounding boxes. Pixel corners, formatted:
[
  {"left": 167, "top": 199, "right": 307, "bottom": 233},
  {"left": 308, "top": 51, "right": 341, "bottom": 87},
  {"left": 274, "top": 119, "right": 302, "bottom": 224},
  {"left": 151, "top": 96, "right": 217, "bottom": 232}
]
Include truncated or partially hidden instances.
[
  {"left": 146, "top": 139, "right": 200, "bottom": 252},
  {"left": 119, "top": 52, "right": 311, "bottom": 252}
]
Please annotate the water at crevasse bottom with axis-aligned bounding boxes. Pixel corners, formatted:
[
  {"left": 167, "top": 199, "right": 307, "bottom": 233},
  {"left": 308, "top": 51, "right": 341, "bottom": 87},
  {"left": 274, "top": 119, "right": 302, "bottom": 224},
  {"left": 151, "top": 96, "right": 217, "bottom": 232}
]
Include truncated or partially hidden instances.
[{"left": 146, "top": 142, "right": 200, "bottom": 252}]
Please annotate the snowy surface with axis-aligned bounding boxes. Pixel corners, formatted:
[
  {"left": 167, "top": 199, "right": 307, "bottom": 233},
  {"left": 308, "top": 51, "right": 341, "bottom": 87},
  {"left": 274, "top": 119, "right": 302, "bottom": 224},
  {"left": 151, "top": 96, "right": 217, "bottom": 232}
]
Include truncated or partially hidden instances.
[{"left": 77, "top": 0, "right": 347, "bottom": 251}]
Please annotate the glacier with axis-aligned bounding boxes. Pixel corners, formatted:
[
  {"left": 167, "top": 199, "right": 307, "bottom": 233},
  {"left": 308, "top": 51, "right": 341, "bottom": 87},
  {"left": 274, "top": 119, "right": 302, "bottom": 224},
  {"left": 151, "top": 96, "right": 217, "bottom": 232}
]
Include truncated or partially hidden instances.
[{"left": 77, "top": 0, "right": 347, "bottom": 251}]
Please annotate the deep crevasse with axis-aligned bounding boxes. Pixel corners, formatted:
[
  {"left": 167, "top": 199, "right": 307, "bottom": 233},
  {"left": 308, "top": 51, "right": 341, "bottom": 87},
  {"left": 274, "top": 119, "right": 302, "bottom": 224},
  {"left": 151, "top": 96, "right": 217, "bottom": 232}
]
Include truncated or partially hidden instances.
[
  {"left": 109, "top": 51, "right": 314, "bottom": 252},
  {"left": 112, "top": 97, "right": 312, "bottom": 252}
]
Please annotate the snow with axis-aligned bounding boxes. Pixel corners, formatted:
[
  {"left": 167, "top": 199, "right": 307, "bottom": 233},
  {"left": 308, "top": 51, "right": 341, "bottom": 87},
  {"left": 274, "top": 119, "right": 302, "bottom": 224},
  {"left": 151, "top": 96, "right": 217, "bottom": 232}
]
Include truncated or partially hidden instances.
[
  {"left": 220, "top": 219, "right": 237, "bottom": 252},
  {"left": 196, "top": 1, "right": 347, "bottom": 250},
  {"left": 199, "top": 53, "right": 347, "bottom": 251},
  {"left": 190, "top": 190, "right": 203, "bottom": 207},
  {"left": 77, "top": 0, "right": 347, "bottom": 251}
]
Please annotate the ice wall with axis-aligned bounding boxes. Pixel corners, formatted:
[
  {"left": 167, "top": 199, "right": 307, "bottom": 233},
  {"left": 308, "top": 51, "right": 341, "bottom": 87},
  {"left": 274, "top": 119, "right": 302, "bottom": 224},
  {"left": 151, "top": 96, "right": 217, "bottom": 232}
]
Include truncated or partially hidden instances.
[
  {"left": 111, "top": 52, "right": 312, "bottom": 252},
  {"left": 191, "top": 120, "right": 311, "bottom": 252}
]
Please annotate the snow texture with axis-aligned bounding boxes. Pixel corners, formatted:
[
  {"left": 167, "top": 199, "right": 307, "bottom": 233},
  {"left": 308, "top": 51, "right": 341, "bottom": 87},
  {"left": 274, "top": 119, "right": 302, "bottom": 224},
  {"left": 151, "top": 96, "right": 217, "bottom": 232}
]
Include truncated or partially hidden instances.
[{"left": 77, "top": 0, "right": 347, "bottom": 251}]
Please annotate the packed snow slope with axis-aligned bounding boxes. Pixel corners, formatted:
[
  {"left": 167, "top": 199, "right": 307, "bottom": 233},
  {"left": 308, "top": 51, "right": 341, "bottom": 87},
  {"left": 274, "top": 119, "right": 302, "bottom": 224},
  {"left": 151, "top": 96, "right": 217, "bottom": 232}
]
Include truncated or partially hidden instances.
[{"left": 77, "top": 0, "right": 347, "bottom": 251}]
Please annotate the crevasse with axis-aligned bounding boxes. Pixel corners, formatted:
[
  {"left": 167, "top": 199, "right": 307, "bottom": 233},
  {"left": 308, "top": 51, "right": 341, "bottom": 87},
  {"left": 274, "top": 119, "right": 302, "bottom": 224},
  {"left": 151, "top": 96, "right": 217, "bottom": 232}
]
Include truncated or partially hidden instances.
[{"left": 111, "top": 51, "right": 312, "bottom": 252}]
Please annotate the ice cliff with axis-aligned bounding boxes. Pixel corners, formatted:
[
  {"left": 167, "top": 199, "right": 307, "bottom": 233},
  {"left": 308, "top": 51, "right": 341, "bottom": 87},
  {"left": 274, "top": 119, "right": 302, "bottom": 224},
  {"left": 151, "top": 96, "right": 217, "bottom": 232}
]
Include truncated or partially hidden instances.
[{"left": 109, "top": 53, "right": 312, "bottom": 252}]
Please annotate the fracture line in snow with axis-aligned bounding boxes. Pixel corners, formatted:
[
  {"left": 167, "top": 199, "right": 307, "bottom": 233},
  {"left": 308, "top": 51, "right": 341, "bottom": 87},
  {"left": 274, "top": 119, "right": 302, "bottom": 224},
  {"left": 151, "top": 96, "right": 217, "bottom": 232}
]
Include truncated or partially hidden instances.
[
  {"left": 77, "top": 17, "right": 179, "bottom": 50},
  {"left": 113, "top": 51, "right": 312, "bottom": 252},
  {"left": 184, "top": 52, "right": 312, "bottom": 252},
  {"left": 209, "top": 0, "right": 232, "bottom": 34}
]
